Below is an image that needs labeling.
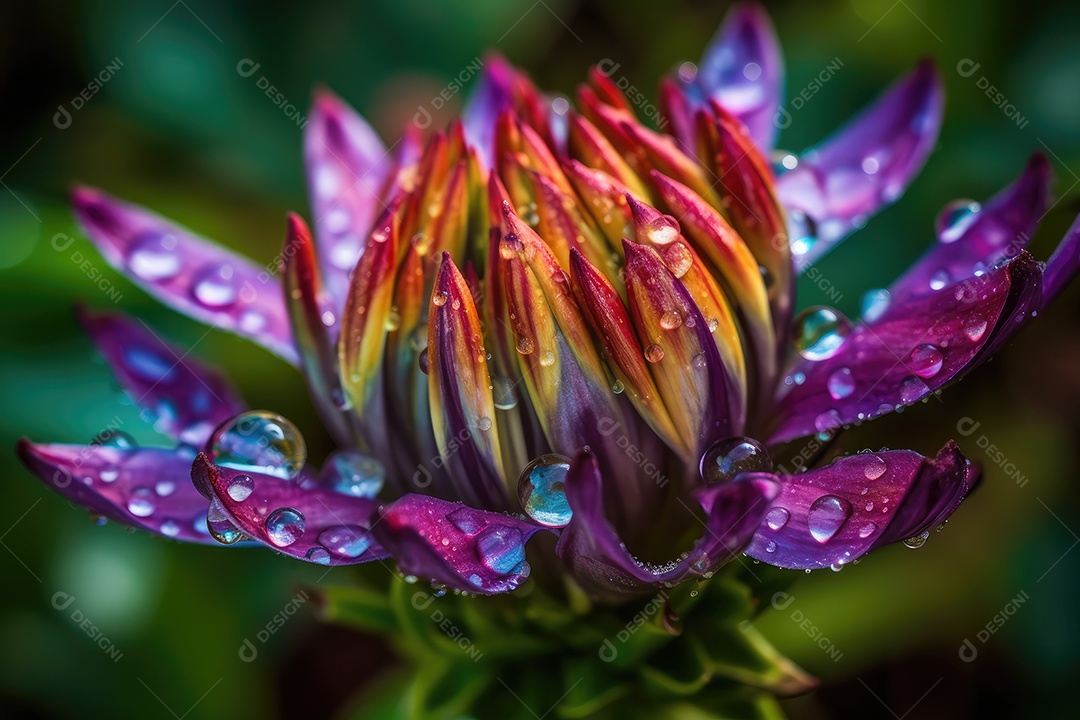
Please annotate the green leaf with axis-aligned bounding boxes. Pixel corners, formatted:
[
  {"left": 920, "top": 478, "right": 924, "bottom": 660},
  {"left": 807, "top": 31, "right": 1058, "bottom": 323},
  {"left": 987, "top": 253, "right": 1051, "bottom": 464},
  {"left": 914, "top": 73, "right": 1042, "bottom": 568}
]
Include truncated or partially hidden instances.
[{"left": 313, "top": 583, "right": 398, "bottom": 635}]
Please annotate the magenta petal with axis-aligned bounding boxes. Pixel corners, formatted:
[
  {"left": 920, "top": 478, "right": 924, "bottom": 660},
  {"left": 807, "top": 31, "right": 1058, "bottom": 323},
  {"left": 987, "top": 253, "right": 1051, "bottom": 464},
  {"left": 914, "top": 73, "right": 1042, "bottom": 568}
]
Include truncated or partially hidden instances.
[
  {"left": 304, "top": 89, "right": 390, "bottom": 309},
  {"left": 192, "top": 453, "right": 387, "bottom": 565},
  {"left": 463, "top": 54, "right": 516, "bottom": 170},
  {"left": 71, "top": 186, "right": 297, "bottom": 364},
  {"left": 777, "top": 61, "right": 943, "bottom": 269},
  {"left": 555, "top": 451, "right": 776, "bottom": 601},
  {"left": 889, "top": 155, "right": 1050, "bottom": 303},
  {"left": 769, "top": 253, "right": 1042, "bottom": 444},
  {"left": 692, "top": 2, "right": 783, "bottom": 153},
  {"left": 1044, "top": 212, "right": 1080, "bottom": 304},
  {"left": 745, "top": 443, "right": 976, "bottom": 569},
  {"left": 79, "top": 308, "right": 246, "bottom": 447},
  {"left": 17, "top": 440, "right": 218, "bottom": 544},
  {"left": 371, "top": 494, "right": 543, "bottom": 595}
]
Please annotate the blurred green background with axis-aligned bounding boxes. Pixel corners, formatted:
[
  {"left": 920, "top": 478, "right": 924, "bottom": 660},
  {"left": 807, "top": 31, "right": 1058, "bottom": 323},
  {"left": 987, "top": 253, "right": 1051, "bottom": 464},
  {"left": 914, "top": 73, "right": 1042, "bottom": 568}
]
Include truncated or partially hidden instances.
[{"left": 3, "top": 0, "right": 1080, "bottom": 717}]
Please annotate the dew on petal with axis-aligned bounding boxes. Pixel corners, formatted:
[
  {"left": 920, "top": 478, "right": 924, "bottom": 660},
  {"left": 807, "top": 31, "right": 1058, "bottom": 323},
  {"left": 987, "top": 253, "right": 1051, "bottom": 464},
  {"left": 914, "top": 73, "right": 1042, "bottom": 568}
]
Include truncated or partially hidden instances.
[
  {"left": 863, "top": 455, "right": 887, "bottom": 480},
  {"left": 192, "top": 262, "right": 238, "bottom": 308},
  {"left": 126, "top": 488, "right": 155, "bottom": 517},
  {"left": 493, "top": 376, "right": 518, "bottom": 410},
  {"left": 903, "top": 530, "right": 930, "bottom": 549},
  {"left": 807, "top": 495, "right": 852, "bottom": 543},
  {"left": 936, "top": 199, "right": 981, "bottom": 244},
  {"left": 644, "top": 344, "right": 665, "bottom": 363},
  {"left": 929, "top": 268, "right": 950, "bottom": 291},
  {"left": 964, "top": 316, "right": 988, "bottom": 342},
  {"left": 318, "top": 525, "right": 371, "bottom": 558},
  {"left": 210, "top": 410, "right": 307, "bottom": 480},
  {"left": 226, "top": 474, "right": 255, "bottom": 502},
  {"left": 266, "top": 507, "right": 306, "bottom": 547},
  {"left": 659, "top": 310, "right": 682, "bottom": 330},
  {"left": 323, "top": 450, "right": 385, "bottom": 498},
  {"left": 794, "top": 307, "right": 852, "bottom": 361},
  {"left": 127, "top": 232, "right": 181, "bottom": 281},
  {"left": 909, "top": 344, "right": 943, "bottom": 378},
  {"left": 476, "top": 525, "right": 525, "bottom": 574},
  {"left": 826, "top": 367, "right": 855, "bottom": 400},
  {"left": 700, "top": 437, "right": 773, "bottom": 485},
  {"left": 306, "top": 546, "right": 331, "bottom": 565},
  {"left": 860, "top": 288, "right": 891, "bottom": 323},
  {"left": 517, "top": 454, "right": 572, "bottom": 527},
  {"left": 857, "top": 521, "right": 877, "bottom": 539},
  {"left": 764, "top": 506, "right": 790, "bottom": 531}
]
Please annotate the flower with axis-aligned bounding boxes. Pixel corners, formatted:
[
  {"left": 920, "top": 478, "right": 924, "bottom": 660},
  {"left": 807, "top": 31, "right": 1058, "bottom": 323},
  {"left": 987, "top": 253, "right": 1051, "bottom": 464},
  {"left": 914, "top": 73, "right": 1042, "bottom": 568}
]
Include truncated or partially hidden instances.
[{"left": 17, "top": 3, "right": 1080, "bottom": 606}]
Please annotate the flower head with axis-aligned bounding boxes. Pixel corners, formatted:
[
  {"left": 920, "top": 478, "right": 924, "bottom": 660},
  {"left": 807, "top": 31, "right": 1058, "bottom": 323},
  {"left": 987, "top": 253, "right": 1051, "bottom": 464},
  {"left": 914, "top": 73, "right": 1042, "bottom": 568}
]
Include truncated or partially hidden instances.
[{"left": 19, "top": 3, "right": 1080, "bottom": 604}]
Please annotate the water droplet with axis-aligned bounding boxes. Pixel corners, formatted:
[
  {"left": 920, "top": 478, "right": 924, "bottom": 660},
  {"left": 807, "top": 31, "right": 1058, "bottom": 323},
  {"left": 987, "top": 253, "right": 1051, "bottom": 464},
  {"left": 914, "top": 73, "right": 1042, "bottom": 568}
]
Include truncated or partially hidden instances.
[
  {"left": 794, "top": 307, "right": 852, "bottom": 361},
  {"left": 899, "top": 375, "right": 928, "bottom": 404},
  {"left": 517, "top": 454, "right": 572, "bottom": 527},
  {"left": 827, "top": 367, "right": 855, "bottom": 400},
  {"left": 160, "top": 519, "right": 180, "bottom": 537},
  {"left": 192, "top": 262, "right": 238, "bottom": 308},
  {"left": 909, "top": 344, "right": 943, "bottom": 378},
  {"left": 929, "top": 268, "right": 950, "bottom": 291},
  {"left": 418, "top": 347, "right": 430, "bottom": 374},
  {"left": 539, "top": 350, "right": 556, "bottom": 367},
  {"left": 128, "top": 232, "right": 181, "bottom": 281},
  {"left": 903, "top": 530, "right": 930, "bottom": 549},
  {"left": 516, "top": 336, "right": 535, "bottom": 355},
  {"left": 126, "top": 488, "right": 155, "bottom": 517},
  {"left": 861, "top": 288, "right": 891, "bottom": 323},
  {"left": 707, "top": 317, "right": 719, "bottom": 333},
  {"left": 677, "top": 61, "right": 698, "bottom": 83},
  {"left": 100, "top": 469, "right": 119, "bottom": 483},
  {"left": 210, "top": 410, "right": 307, "bottom": 480},
  {"left": 385, "top": 308, "right": 401, "bottom": 331},
  {"left": 644, "top": 344, "right": 665, "bottom": 363},
  {"left": 857, "top": 522, "right": 877, "bottom": 539},
  {"left": 691, "top": 352, "right": 707, "bottom": 369},
  {"left": 433, "top": 291, "right": 448, "bottom": 307},
  {"left": 306, "top": 546, "right": 331, "bottom": 565},
  {"left": 863, "top": 455, "right": 887, "bottom": 480},
  {"left": 611, "top": 379, "right": 625, "bottom": 394},
  {"left": 659, "top": 310, "right": 682, "bottom": 330},
  {"left": 807, "top": 495, "right": 852, "bottom": 543},
  {"left": 227, "top": 474, "right": 255, "bottom": 502},
  {"left": 764, "top": 507, "right": 790, "bottom": 531},
  {"left": 318, "top": 525, "right": 371, "bottom": 557},
  {"left": 207, "top": 499, "right": 243, "bottom": 544},
  {"left": 700, "top": 437, "right": 773, "bottom": 485},
  {"left": 814, "top": 409, "right": 842, "bottom": 436},
  {"left": 788, "top": 210, "right": 818, "bottom": 257},
  {"left": 447, "top": 507, "right": 481, "bottom": 535},
  {"left": 476, "top": 525, "right": 526, "bottom": 574},
  {"left": 666, "top": 243, "right": 693, "bottom": 277},
  {"left": 964, "top": 316, "right": 987, "bottom": 342},
  {"left": 322, "top": 450, "right": 385, "bottom": 498},
  {"left": 492, "top": 377, "right": 518, "bottom": 410},
  {"left": 477, "top": 416, "right": 492, "bottom": 431},
  {"left": 265, "top": 508, "right": 306, "bottom": 547},
  {"left": 765, "top": 540, "right": 777, "bottom": 553},
  {"left": 937, "top": 199, "right": 981, "bottom": 244}
]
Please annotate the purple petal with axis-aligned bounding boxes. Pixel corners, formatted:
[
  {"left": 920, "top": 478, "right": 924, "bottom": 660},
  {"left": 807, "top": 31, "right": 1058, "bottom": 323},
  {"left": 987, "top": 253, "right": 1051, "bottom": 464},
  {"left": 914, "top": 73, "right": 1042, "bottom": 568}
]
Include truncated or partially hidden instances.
[
  {"left": 692, "top": 2, "right": 783, "bottom": 153},
  {"left": 745, "top": 443, "right": 976, "bottom": 569},
  {"left": 889, "top": 155, "right": 1050, "bottom": 303},
  {"left": 192, "top": 453, "right": 387, "bottom": 566},
  {"left": 1044, "top": 212, "right": 1080, "bottom": 304},
  {"left": 463, "top": 54, "right": 516, "bottom": 171},
  {"left": 769, "top": 252, "right": 1043, "bottom": 444},
  {"left": 371, "top": 494, "right": 543, "bottom": 595},
  {"left": 78, "top": 308, "right": 246, "bottom": 447},
  {"left": 17, "top": 440, "right": 217, "bottom": 544},
  {"left": 777, "top": 61, "right": 943, "bottom": 269},
  {"left": 555, "top": 450, "right": 776, "bottom": 601},
  {"left": 71, "top": 186, "right": 297, "bottom": 364},
  {"left": 304, "top": 89, "right": 390, "bottom": 310}
]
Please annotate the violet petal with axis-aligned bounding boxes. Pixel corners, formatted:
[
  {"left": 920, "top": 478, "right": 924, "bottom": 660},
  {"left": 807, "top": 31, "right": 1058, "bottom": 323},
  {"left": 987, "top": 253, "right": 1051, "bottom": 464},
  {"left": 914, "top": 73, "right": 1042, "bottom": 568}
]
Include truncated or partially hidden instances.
[
  {"left": 371, "top": 494, "right": 544, "bottom": 595},
  {"left": 304, "top": 89, "right": 390, "bottom": 310},
  {"left": 79, "top": 308, "right": 246, "bottom": 447},
  {"left": 745, "top": 443, "right": 975, "bottom": 569},
  {"left": 17, "top": 440, "right": 218, "bottom": 544},
  {"left": 192, "top": 453, "right": 387, "bottom": 565},
  {"left": 777, "top": 61, "right": 943, "bottom": 269},
  {"left": 71, "top": 186, "right": 297, "bottom": 364},
  {"left": 769, "top": 252, "right": 1043, "bottom": 444}
]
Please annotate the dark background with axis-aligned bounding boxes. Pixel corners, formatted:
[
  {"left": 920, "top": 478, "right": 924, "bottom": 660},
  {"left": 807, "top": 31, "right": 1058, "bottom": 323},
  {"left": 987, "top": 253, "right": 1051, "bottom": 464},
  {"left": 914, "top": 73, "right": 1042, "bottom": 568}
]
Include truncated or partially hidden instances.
[{"left": 2, "top": 0, "right": 1080, "bottom": 717}]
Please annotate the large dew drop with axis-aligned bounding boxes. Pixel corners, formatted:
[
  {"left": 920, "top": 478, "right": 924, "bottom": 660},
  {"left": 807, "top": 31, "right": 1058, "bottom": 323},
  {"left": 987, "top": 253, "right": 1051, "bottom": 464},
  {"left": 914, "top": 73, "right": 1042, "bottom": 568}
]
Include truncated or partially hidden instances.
[
  {"left": 192, "top": 262, "right": 239, "bottom": 308},
  {"left": 699, "top": 437, "right": 773, "bottom": 486},
  {"left": 793, "top": 307, "right": 852, "bottom": 361},
  {"left": 318, "top": 525, "right": 371, "bottom": 558},
  {"left": 127, "top": 232, "right": 181, "bottom": 281},
  {"left": 265, "top": 507, "right": 306, "bottom": 547},
  {"left": 210, "top": 410, "right": 307, "bottom": 480},
  {"left": 807, "top": 495, "right": 852, "bottom": 544},
  {"left": 517, "top": 454, "right": 572, "bottom": 528},
  {"left": 475, "top": 525, "right": 526, "bottom": 574},
  {"left": 936, "top": 199, "right": 981, "bottom": 244}
]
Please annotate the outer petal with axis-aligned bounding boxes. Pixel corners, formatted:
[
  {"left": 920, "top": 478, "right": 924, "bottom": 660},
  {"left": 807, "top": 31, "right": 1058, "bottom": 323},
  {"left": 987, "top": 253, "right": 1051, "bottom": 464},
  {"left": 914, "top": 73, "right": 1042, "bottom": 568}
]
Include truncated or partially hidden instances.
[
  {"left": 71, "top": 186, "right": 296, "bottom": 364},
  {"left": 463, "top": 55, "right": 517, "bottom": 171},
  {"left": 777, "top": 61, "right": 943, "bottom": 269},
  {"left": 371, "top": 494, "right": 544, "bottom": 595},
  {"left": 889, "top": 154, "right": 1050, "bottom": 303},
  {"left": 1041, "top": 212, "right": 1080, "bottom": 305},
  {"left": 305, "top": 88, "right": 390, "bottom": 309},
  {"left": 692, "top": 2, "right": 783, "bottom": 153},
  {"left": 192, "top": 453, "right": 387, "bottom": 565},
  {"left": 555, "top": 450, "right": 776, "bottom": 601},
  {"left": 769, "top": 252, "right": 1042, "bottom": 444},
  {"left": 18, "top": 440, "right": 217, "bottom": 544},
  {"left": 745, "top": 443, "right": 976, "bottom": 569},
  {"left": 78, "top": 308, "right": 246, "bottom": 447}
]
